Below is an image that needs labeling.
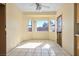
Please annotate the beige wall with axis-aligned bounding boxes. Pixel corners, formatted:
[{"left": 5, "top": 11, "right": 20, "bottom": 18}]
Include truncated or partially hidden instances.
[
  {"left": 6, "top": 3, "right": 74, "bottom": 55},
  {"left": 22, "top": 15, "right": 57, "bottom": 41},
  {"left": 56, "top": 3, "right": 74, "bottom": 55},
  {"left": 6, "top": 4, "right": 23, "bottom": 53}
]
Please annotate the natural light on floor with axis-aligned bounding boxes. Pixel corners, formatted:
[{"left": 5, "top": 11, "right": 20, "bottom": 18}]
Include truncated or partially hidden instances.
[
  {"left": 16, "top": 42, "right": 51, "bottom": 49},
  {"left": 17, "top": 42, "right": 42, "bottom": 48},
  {"left": 42, "top": 44, "right": 50, "bottom": 49}
]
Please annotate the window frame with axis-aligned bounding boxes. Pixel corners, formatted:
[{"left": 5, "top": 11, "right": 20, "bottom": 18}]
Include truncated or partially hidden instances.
[
  {"left": 26, "top": 18, "right": 56, "bottom": 32},
  {"left": 27, "top": 19, "right": 32, "bottom": 32},
  {"left": 50, "top": 19, "right": 55, "bottom": 32}
]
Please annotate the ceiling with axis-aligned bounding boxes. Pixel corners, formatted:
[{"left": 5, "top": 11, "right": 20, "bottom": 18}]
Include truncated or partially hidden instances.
[{"left": 15, "top": 3, "right": 64, "bottom": 12}]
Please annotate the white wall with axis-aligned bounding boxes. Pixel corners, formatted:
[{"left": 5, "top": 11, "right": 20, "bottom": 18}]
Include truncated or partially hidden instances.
[
  {"left": 56, "top": 3, "right": 74, "bottom": 55},
  {"left": 6, "top": 4, "right": 23, "bottom": 53}
]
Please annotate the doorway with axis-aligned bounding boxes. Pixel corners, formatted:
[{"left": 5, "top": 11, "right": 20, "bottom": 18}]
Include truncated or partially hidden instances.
[
  {"left": 0, "top": 4, "right": 6, "bottom": 56},
  {"left": 57, "top": 15, "right": 62, "bottom": 47}
]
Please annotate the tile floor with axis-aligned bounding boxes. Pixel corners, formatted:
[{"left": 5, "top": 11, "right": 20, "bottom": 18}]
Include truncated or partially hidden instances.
[{"left": 7, "top": 40, "right": 70, "bottom": 56}]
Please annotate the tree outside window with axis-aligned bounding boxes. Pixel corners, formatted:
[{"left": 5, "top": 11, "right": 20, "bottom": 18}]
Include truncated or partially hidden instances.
[{"left": 36, "top": 20, "right": 48, "bottom": 32}]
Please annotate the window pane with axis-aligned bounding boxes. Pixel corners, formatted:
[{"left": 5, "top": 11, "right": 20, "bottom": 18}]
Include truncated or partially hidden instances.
[
  {"left": 50, "top": 20, "right": 55, "bottom": 32},
  {"left": 28, "top": 20, "right": 32, "bottom": 32},
  {"left": 57, "top": 16, "right": 62, "bottom": 32},
  {"left": 36, "top": 20, "right": 48, "bottom": 32}
]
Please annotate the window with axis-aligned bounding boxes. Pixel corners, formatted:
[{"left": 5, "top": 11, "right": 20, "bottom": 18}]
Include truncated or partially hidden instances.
[
  {"left": 50, "top": 20, "right": 55, "bottom": 32},
  {"left": 57, "top": 16, "right": 62, "bottom": 32},
  {"left": 36, "top": 20, "right": 48, "bottom": 32},
  {"left": 27, "top": 19, "right": 55, "bottom": 32},
  {"left": 28, "top": 20, "right": 32, "bottom": 32}
]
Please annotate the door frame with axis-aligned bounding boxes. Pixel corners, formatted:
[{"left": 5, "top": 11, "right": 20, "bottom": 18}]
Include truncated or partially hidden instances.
[
  {"left": 57, "top": 15, "right": 62, "bottom": 47},
  {"left": 74, "top": 3, "right": 77, "bottom": 56},
  {"left": 0, "top": 3, "right": 6, "bottom": 56}
]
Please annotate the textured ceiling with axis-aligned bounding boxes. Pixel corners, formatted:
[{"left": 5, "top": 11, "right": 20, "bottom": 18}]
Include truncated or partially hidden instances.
[{"left": 15, "top": 3, "right": 63, "bottom": 12}]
